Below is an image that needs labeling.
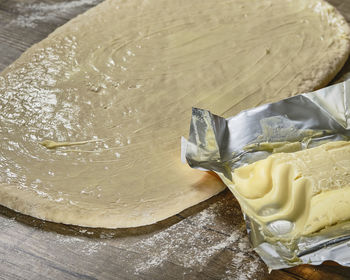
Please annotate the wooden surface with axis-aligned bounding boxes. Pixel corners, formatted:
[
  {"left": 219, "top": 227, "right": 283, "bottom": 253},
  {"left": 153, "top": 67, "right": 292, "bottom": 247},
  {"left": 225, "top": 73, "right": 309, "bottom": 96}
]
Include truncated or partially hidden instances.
[{"left": 1, "top": 1, "right": 350, "bottom": 279}]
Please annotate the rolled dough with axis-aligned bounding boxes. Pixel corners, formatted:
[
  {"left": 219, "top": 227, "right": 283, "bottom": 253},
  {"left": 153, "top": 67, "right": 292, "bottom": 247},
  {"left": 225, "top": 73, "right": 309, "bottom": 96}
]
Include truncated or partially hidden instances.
[{"left": 0, "top": 0, "right": 349, "bottom": 228}]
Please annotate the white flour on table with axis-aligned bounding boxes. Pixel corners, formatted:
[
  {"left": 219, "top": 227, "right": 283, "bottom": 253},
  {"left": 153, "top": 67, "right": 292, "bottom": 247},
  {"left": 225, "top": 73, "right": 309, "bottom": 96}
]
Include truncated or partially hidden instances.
[
  {"left": 11, "top": 0, "right": 101, "bottom": 28},
  {"left": 49, "top": 197, "right": 263, "bottom": 279},
  {"left": 0, "top": 194, "right": 264, "bottom": 278},
  {"left": 129, "top": 200, "right": 263, "bottom": 279}
]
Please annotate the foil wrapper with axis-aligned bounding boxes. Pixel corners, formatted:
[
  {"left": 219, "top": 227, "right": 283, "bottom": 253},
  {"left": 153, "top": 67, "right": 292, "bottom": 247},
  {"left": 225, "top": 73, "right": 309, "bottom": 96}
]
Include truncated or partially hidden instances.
[{"left": 182, "top": 79, "right": 350, "bottom": 270}]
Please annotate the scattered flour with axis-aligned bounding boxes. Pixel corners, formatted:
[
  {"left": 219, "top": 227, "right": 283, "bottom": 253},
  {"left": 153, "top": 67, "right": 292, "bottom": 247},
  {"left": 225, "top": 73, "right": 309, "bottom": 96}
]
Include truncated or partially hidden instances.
[
  {"left": 11, "top": 0, "right": 101, "bottom": 28},
  {"left": 0, "top": 216, "right": 16, "bottom": 229},
  {"left": 1, "top": 194, "right": 264, "bottom": 278},
  {"left": 55, "top": 235, "right": 107, "bottom": 256},
  {"left": 123, "top": 199, "right": 264, "bottom": 278},
  {"left": 45, "top": 197, "right": 263, "bottom": 278}
]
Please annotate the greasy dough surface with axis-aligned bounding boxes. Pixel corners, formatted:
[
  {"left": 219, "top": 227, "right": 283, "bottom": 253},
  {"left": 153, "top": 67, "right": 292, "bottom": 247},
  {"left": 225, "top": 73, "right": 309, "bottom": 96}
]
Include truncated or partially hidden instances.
[
  {"left": 0, "top": 0, "right": 350, "bottom": 228},
  {"left": 231, "top": 141, "right": 350, "bottom": 239}
]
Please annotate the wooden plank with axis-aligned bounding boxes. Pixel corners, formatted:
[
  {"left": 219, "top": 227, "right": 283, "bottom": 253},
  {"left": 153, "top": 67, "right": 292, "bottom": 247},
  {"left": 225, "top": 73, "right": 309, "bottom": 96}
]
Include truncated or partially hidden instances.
[
  {"left": 0, "top": 190, "right": 270, "bottom": 280},
  {"left": 0, "top": 1, "right": 350, "bottom": 279}
]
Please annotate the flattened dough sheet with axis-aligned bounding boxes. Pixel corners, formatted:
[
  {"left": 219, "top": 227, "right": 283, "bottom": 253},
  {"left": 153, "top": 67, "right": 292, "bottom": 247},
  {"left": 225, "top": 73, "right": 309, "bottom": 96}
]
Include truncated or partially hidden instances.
[{"left": 0, "top": 0, "right": 349, "bottom": 227}]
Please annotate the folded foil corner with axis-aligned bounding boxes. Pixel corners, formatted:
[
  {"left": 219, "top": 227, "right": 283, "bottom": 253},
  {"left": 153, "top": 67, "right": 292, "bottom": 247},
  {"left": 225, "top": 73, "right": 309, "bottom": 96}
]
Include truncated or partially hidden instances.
[{"left": 182, "top": 79, "right": 350, "bottom": 270}]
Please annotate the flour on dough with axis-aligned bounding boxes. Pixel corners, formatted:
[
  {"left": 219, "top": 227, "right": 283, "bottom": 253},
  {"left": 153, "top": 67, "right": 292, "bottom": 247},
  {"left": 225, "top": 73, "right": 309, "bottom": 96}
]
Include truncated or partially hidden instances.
[{"left": 0, "top": 0, "right": 349, "bottom": 228}]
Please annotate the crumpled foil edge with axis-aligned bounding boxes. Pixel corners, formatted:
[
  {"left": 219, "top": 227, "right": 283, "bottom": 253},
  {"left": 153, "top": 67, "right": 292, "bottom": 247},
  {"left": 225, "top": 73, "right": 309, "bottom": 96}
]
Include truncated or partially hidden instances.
[{"left": 182, "top": 79, "right": 350, "bottom": 270}]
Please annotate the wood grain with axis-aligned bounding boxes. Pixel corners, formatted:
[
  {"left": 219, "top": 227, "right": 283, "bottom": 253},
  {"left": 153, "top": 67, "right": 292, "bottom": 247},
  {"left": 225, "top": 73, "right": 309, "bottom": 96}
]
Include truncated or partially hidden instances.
[{"left": 1, "top": 1, "right": 350, "bottom": 279}]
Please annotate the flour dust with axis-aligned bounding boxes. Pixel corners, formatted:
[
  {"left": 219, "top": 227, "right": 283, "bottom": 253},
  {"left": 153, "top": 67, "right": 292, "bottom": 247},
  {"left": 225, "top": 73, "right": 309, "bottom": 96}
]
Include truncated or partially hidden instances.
[
  {"left": 11, "top": 0, "right": 101, "bottom": 28},
  {"left": 50, "top": 197, "right": 264, "bottom": 279}
]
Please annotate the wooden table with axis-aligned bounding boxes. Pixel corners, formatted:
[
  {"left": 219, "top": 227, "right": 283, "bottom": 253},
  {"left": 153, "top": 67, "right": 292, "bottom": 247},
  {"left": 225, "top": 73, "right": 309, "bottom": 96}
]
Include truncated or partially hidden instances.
[{"left": 1, "top": 1, "right": 350, "bottom": 279}]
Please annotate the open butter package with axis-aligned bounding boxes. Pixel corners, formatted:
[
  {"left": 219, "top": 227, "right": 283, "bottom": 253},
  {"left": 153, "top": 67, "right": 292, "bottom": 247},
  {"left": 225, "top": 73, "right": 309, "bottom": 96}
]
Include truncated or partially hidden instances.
[{"left": 182, "top": 79, "right": 350, "bottom": 270}]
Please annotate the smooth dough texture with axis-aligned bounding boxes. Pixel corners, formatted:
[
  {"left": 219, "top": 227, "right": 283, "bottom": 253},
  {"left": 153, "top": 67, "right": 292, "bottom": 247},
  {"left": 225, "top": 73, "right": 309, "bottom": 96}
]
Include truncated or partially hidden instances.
[{"left": 0, "top": 0, "right": 349, "bottom": 228}]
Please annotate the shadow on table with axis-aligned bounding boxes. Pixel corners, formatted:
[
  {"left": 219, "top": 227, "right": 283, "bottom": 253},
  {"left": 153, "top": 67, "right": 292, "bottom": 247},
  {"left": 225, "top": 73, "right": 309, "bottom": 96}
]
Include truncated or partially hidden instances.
[{"left": 0, "top": 185, "right": 237, "bottom": 240}]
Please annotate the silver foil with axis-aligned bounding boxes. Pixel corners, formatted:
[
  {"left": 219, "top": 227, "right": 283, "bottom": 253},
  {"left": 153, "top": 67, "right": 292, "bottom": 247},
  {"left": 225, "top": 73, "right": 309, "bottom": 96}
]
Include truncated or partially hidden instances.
[{"left": 182, "top": 79, "right": 350, "bottom": 270}]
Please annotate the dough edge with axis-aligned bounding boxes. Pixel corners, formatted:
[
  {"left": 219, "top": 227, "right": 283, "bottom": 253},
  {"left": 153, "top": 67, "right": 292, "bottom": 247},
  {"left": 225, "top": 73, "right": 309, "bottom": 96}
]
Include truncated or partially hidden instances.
[{"left": 0, "top": 0, "right": 350, "bottom": 228}]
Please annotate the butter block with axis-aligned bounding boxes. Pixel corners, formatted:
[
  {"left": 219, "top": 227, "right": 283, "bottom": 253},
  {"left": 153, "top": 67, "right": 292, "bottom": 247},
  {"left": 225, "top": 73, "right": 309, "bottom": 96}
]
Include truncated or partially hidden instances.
[{"left": 229, "top": 141, "right": 350, "bottom": 239}]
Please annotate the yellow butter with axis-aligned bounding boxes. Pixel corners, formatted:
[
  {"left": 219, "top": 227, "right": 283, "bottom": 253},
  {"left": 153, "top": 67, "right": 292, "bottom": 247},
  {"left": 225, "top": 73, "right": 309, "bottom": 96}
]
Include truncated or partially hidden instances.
[{"left": 227, "top": 141, "right": 350, "bottom": 239}]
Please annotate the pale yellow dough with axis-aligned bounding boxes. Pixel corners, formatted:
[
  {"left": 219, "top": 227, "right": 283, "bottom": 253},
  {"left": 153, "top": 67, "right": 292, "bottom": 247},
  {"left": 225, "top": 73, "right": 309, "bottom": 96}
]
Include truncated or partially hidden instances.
[
  {"left": 0, "top": 0, "right": 349, "bottom": 228},
  {"left": 229, "top": 141, "right": 350, "bottom": 239}
]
